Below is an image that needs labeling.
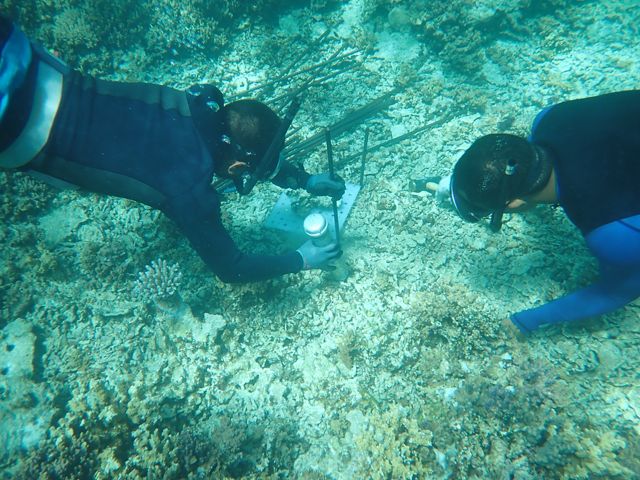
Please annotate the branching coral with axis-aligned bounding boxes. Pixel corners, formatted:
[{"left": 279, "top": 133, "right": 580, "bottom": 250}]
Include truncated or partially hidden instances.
[
  {"left": 4, "top": 0, "right": 313, "bottom": 72},
  {"left": 16, "top": 406, "right": 133, "bottom": 479},
  {"left": 0, "top": 172, "right": 56, "bottom": 221},
  {"left": 133, "top": 258, "right": 183, "bottom": 303},
  {"left": 361, "top": 0, "right": 581, "bottom": 77}
]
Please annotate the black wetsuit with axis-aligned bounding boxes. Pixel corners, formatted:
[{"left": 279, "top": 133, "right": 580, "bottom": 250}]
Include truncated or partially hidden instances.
[
  {"left": 3, "top": 43, "right": 308, "bottom": 282},
  {"left": 511, "top": 91, "right": 640, "bottom": 332},
  {"left": 531, "top": 90, "right": 640, "bottom": 235}
]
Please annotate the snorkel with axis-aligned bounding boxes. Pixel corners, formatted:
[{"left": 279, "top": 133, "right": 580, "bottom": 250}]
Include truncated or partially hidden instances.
[
  {"left": 487, "top": 145, "right": 552, "bottom": 232},
  {"left": 209, "top": 96, "right": 301, "bottom": 195},
  {"left": 449, "top": 134, "right": 553, "bottom": 233},
  {"left": 449, "top": 156, "right": 518, "bottom": 232},
  {"left": 488, "top": 158, "right": 517, "bottom": 232}
]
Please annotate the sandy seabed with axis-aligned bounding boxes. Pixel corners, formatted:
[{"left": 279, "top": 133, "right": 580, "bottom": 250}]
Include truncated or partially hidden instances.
[{"left": 1, "top": 1, "right": 640, "bottom": 478}]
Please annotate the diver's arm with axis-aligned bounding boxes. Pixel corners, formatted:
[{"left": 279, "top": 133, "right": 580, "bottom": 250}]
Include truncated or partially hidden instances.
[
  {"left": 511, "top": 271, "right": 640, "bottom": 333},
  {"left": 270, "top": 160, "right": 310, "bottom": 189},
  {"left": 165, "top": 190, "right": 303, "bottom": 283},
  {"left": 510, "top": 216, "right": 640, "bottom": 333},
  {"left": 0, "top": 18, "right": 32, "bottom": 120},
  {"left": 0, "top": 16, "right": 12, "bottom": 49},
  {"left": 271, "top": 160, "right": 345, "bottom": 199},
  {"left": 411, "top": 175, "right": 452, "bottom": 204}
]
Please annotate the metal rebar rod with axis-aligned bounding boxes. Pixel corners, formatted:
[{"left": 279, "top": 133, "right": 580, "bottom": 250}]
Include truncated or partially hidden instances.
[
  {"left": 286, "top": 124, "right": 304, "bottom": 139},
  {"left": 324, "top": 128, "right": 341, "bottom": 248},
  {"left": 281, "top": 28, "right": 332, "bottom": 75},
  {"left": 359, "top": 127, "right": 369, "bottom": 187},
  {"left": 231, "top": 48, "right": 360, "bottom": 100},
  {"left": 284, "top": 90, "right": 398, "bottom": 160},
  {"left": 339, "top": 120, "right": 442, "bottom": 167},
  {"left": 269, "top": 61, "right": 357, "bottom": 107}
]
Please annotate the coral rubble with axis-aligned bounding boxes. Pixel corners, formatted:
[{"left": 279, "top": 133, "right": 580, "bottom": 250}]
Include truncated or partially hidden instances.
[{"left": 1, "top": 0, "right": 639, "bottom": 478}]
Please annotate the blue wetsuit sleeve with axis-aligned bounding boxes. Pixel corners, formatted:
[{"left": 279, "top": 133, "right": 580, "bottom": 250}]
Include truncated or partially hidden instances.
[
  {"left": 528, "top": 105, "right": 553, "bottom": 142},
  {"left": 0, "top": 18, "right": 32, "bottom": 120},
  {"left": 511, "top": 216, "right": 640, "bottom": 333},
  {"left": 165, "top": 186, "right": 303, "bottom": 283}
]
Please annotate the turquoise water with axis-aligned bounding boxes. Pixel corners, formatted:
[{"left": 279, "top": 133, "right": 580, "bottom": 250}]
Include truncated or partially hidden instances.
[{"left": 1, "top": 1, "right": 640, "bottom": 478}]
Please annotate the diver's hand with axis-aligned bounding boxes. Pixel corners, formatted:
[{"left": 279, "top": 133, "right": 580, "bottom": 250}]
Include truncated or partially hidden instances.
[
  {"left": 411, "top": 175, "right": 451, "bottom": 203},
  {"left": 305, "top": 173, "right": 346, "bottom": 199},
  {"left": 296, "top": 240, "right": 342, "bottom": 270},
  {"left": 411, "top": 176, "right": 441, "bottom": 193},
  {"left": 501, "top": 318, "right": 526, "bottom": 342},
  {"left": 425, "top": 181, "right": 440, "bottom": 194}
]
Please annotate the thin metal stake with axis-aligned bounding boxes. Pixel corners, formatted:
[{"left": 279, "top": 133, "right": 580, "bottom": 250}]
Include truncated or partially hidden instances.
[
  {"left": 359, "top": 127, "right": 369, "bottom": 187},
  {"left": 324, "top": 128, "right": 341, "bottom": 248}
]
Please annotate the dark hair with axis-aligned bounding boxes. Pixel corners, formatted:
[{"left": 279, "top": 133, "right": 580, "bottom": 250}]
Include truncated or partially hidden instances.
[
  {"left": 452, "top": 134, "right": 550, "bottom": 213},
  {"left": 222, "top": 99, "right": 281, "bottom": 167}
]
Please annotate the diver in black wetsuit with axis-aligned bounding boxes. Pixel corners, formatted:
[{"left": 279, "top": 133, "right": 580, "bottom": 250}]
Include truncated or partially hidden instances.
[
  {"left": 417, "top": 91, "right": 640, "bottom": 336},
  {"left": 0, "top": 18, "right": 345, "bottom": 283}
]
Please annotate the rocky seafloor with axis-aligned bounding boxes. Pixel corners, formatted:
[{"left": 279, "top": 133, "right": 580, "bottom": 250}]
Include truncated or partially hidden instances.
[{"left": 1, "top": 0, "right": 640, "bottom": 478}]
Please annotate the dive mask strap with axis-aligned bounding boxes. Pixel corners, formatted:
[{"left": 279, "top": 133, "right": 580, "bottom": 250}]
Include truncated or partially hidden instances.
[{"left": 489, "top": 158, "right": 518, "bottom": 232}]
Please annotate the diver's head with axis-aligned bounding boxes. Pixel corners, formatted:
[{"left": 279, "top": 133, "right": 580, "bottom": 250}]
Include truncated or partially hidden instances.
[
  {"left": 217, "top": 99, "right": 283, "bottom": 182},
  {"left": 450, "top": 134, "right": 552, "bottom": 231}
]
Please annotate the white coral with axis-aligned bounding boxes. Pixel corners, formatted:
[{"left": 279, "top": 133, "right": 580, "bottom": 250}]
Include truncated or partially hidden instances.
[{"left": 133, "top": 258, "right": 183, "bottom": 302}]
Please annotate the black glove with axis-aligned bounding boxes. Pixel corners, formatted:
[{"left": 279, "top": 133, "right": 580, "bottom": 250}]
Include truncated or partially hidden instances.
[
  {"left": 305, "top": 173, "right": 346, "bottom": 199},
  {"left": 296, "top": 240, "right": 342, "bottom": 270}
]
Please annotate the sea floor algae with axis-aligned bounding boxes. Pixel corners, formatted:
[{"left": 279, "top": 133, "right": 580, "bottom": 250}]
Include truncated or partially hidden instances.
[{"left": 1, "top": 0, "right": 640, "bottom": 478}]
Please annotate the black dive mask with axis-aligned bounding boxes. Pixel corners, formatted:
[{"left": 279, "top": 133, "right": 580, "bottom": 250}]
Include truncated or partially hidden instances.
[
  {"left": 233, "top": 96, "right": 301, "bottom": 195},
  {"left": 210, "top": 96, "right": 300, "bottom": 195},
  {"left": 211, "top": 135, "right": 287, "bottom": 195}
]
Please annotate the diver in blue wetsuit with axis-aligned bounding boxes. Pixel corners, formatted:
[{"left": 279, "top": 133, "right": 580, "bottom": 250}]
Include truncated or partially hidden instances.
[
  {"left": 419, "top": 91, "right": 640, "bottom": 335},
  {"left": 0, "top": 18, "right": 345, "bottom": 284}
]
